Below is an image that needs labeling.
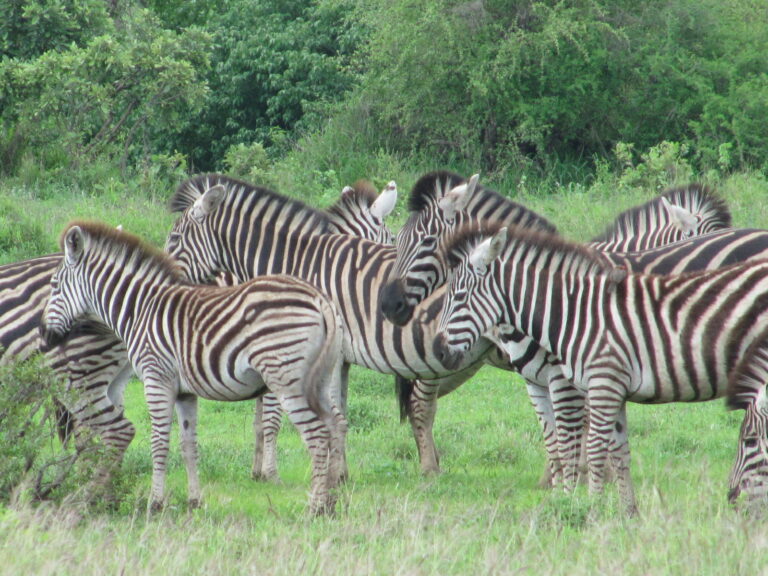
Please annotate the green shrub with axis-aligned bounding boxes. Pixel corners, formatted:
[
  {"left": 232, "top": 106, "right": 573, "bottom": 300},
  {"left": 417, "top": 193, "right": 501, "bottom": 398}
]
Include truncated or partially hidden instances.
[{"left": 0, "top": 354, "right": 77, "bottom": 504}]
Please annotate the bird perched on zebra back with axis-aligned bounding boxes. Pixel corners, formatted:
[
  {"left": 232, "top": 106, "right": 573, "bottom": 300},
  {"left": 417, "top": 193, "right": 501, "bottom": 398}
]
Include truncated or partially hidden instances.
[
  {"left": 434, "top": 221, "right": 768, "bottom": 515},
  {"left": 41, "top": 221, "right": 347, "bottom": 515}
]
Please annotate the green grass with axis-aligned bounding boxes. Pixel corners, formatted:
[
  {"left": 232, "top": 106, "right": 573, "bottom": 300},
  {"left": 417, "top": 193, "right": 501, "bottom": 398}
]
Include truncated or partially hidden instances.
[
  {"left": 2, "top": 168, "right": 768, "bottom": 574},
  {"left": 0, "top": 368, "right": 764, "bottom": 575}
]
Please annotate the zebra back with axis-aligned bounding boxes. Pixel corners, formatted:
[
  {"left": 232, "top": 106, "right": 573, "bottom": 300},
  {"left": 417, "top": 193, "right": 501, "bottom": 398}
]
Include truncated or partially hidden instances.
[{"left": 589, "top": 183, "right": 731, "bottom": 251}]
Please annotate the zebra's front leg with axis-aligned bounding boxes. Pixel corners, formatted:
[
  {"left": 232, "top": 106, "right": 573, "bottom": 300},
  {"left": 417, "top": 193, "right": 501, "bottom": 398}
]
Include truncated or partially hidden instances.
[
  {"left": 143, "top": 379, "right": 177, "bottom": 512},
  {"left": 524, "top": 379, "right": 562, "bottom": 488},
  {"left": 175, "top": 394, "right": 201, "bottom": 509},
  {"left": 586, "top": 382, "right": 637, "bottom": 516},
  {"left": 549, "top": 374, "right": 587, "bottom": 490},
  {"left": 409, "top": 379, "right": 441, "bottom": 475},
  {"left": 252, "top": 394, "right": 282, "bottom": 482}
]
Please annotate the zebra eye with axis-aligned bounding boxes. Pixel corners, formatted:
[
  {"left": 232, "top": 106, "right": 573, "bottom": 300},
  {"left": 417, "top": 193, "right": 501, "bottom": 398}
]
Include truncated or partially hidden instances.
[
  {"left": 454, "top": 290, "right": 467, "bottom": 304},
  {"left": 745, "top": 438, "right": 759, "bottom": 449},
  {"left": 422, "top": 236, "right": 437, "bottom": 249}
]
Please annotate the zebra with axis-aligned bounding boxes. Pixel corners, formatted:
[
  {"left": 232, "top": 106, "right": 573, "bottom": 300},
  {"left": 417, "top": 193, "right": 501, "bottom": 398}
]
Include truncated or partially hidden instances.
[
  {"left": 40, "top": 221, "right": 347, "bottom": 515},
  {"left": 433, "top": 221, "right": 768, "bottom": 515},
  {"left": 379, "top": 172, "right": 732, "bottom": 485},
  {"left": 381, "top": 172, "right": 730, "bottom": 326},
  {"left": 726, "top": 334, "right": 768, "bottom": 507},
  {"left": 165, "top": 173, "right": 503, "bottom": 479},
  {"left": 0, "top": 254, "right": 136, "bottom": 497}
]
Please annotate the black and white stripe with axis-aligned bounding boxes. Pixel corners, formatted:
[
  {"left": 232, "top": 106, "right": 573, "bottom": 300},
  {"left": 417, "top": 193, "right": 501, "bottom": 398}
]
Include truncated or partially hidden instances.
[
  {"left": 41, "top": 222, "right": 347, "bottom": 515},
  {"left": 326, "top": 180, "right": 397, "bottom": 244},
  {"left": 434, "top": 223, "right": 768, "bottom": 514}
]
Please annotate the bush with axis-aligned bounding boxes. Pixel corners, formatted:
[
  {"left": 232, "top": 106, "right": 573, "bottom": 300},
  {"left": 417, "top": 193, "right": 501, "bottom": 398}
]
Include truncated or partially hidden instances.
[{"left": 0, "top": 354, "right": 79, "bottom": 504}]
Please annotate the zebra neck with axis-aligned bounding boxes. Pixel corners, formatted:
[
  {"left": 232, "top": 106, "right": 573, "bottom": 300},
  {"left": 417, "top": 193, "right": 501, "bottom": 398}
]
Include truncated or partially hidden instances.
[
  {"left": 84, "top": 260, "right": 174, "bottom": 344},
  {"left": 500, "top": 257, "right": 610, "bottom": 361}
]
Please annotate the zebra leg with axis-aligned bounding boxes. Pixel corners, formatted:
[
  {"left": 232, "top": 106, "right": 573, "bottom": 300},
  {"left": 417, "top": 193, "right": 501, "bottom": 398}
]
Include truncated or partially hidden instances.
[
  {"left": 408, "top": 379, "right": 441, "bottom": 475},
  {"left": 549, "top": 374, "right": 587, "bottom": 490},
  {"left": 252, "top": 394, "right": 282, "bottom": 482},
  {"left": 524, "top": 379, "right": 562, "bottom": 488},
  {"left": 175, "top": 394, "right": 201, "bottom": 509},
  {"left": 586, "top": 383, "right": 638, "bottom": 516},
  {"left": 330, "top": 363, "right": 350, "bottom": 485},
  {"left": 273, "top": 387, "right": 334, "bottom": 516},
  {"left": 607, "top": 405, "right": 637, "bottom": 516},
  {"left": 143, "top": 379, "right": 177, "bottom": 512}
]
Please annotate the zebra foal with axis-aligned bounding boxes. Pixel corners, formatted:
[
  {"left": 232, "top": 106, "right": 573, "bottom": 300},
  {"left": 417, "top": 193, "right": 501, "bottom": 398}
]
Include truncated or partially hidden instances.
[
  {"left": 40, "top": 221, "right": 346, "bottom": 515},
  {"left": 433, "top": 222, "right": 768, "bottom": 515}
]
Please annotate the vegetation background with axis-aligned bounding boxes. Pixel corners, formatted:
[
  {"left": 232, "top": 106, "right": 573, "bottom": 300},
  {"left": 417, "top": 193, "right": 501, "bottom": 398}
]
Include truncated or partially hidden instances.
[{"left": 1, "top": 0, "right": 768, "bottom": 574}]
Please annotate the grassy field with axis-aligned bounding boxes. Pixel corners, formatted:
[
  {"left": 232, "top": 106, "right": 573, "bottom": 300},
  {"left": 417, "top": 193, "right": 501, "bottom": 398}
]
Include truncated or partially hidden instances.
[{"left": 1, "top": 171, "right": 768, "bottom": 574}]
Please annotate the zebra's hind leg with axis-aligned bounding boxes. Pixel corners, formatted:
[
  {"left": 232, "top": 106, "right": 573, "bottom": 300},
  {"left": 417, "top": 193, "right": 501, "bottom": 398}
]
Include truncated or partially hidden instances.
[
  {"left": 175, "top": 394, "right": 201, "bottom": 509},
  {"left": 274, "top": 387, "right": 334, "bottom": 516},
  {"left": 252, "top": 394, "right": 282, "bottom": 482}
]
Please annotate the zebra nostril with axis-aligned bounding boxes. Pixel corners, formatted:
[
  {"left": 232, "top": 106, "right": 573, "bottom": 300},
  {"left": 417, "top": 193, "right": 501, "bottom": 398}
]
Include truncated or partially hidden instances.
[{"left": 461, "top": 343, "right": 469, "bottom": 353}]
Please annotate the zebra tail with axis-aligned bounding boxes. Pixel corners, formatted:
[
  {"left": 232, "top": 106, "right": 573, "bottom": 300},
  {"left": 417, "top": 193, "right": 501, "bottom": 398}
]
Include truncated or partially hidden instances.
[
  {"left": 305, "top": 298, "right": 344, "bottom": 420},
  {"left": 396, "top": 376, "right": 414, "bottom": 423}
]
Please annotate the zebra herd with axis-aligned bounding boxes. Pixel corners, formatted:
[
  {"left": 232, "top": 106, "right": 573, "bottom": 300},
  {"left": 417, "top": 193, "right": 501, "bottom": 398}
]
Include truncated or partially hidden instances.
[{"left": 4, "top": 171, "right": 767, "bottom": 516}]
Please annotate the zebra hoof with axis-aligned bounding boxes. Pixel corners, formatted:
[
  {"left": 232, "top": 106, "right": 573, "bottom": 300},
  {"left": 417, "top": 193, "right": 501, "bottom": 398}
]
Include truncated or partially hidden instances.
[{"left": 187, "top": 498, "right": 202, "bottom": 510}]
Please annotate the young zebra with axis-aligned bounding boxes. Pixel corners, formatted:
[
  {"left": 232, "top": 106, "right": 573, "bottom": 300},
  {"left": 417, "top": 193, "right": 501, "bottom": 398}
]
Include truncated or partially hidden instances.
[
  {"left": 433, "top": 222, "right": 768, "bottom": 515},
  {"left": 40, "top": 222, "right": 347, "bottom": 515}
]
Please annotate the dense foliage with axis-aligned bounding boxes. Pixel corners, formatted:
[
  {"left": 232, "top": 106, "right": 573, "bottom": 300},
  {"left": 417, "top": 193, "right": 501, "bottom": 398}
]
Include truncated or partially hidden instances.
[{"left": 1, "top": 0, "right": 767, "bottom": 193}]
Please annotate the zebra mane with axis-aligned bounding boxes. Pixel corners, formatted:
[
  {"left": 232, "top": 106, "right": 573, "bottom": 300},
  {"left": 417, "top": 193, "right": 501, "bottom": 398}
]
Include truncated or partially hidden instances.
[
  {"left": 169, "top": 173, "right": 333, "bottom": 233},
  {"left": 445, "top": 221, "right": 616, "bottom": 281},
  {"left": 407, "top": 170, "right": 468, "bottom": 212},
  {"left": 407, "top": 170, "right": 557, "bottom": 234},
  {"left": 63, "top": 220, "right": 188, "bottom": 283},
  {"left": 591, "top": 183, "right": 731, "bottom": 243},
  {"left": 726, "top": 331, "right": 768, "bottom": 411},
  {"left": 326, "top": 180, "right": 378, "bottom": 217}
]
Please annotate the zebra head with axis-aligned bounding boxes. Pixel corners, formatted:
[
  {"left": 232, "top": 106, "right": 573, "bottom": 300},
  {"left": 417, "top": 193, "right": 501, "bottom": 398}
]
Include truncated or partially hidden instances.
[
  {"left": 326, "top": 180, "right": 398, "bottom": 244},
  {"left": 727, "top": 340, "right": 768, "bottom": 507},
  {"left": 381, "top": 171, "right": 479, "bottom": 326},
  {"left": 433, "top": 226, "right": 508, "bottom": 371},
  {"left": 165, "top": 182, "right": 227, "bottom": 284},
  {"left": 41, "top": 225, "right": 93, "bottom": 348}
]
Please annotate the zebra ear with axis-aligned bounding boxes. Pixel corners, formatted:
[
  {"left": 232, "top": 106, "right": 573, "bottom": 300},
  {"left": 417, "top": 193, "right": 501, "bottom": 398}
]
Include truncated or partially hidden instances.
[
  {"left": 370, "top": 181, "right": 397, "bottom": 219},
  {"left": 63, "top": 226, "right": 85, "bottom": 267},
  {"left": 438, "top": 173, "right": 480, "bottom": 220},
  {"left": 661, "top": 196, "right": 698, "bottom": 236},
  {"left": 191, "top": 184, "right": 226, "bottom": 221},
  {"left": 469, "top": 227, "right": 507, "bottom": 273}
]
